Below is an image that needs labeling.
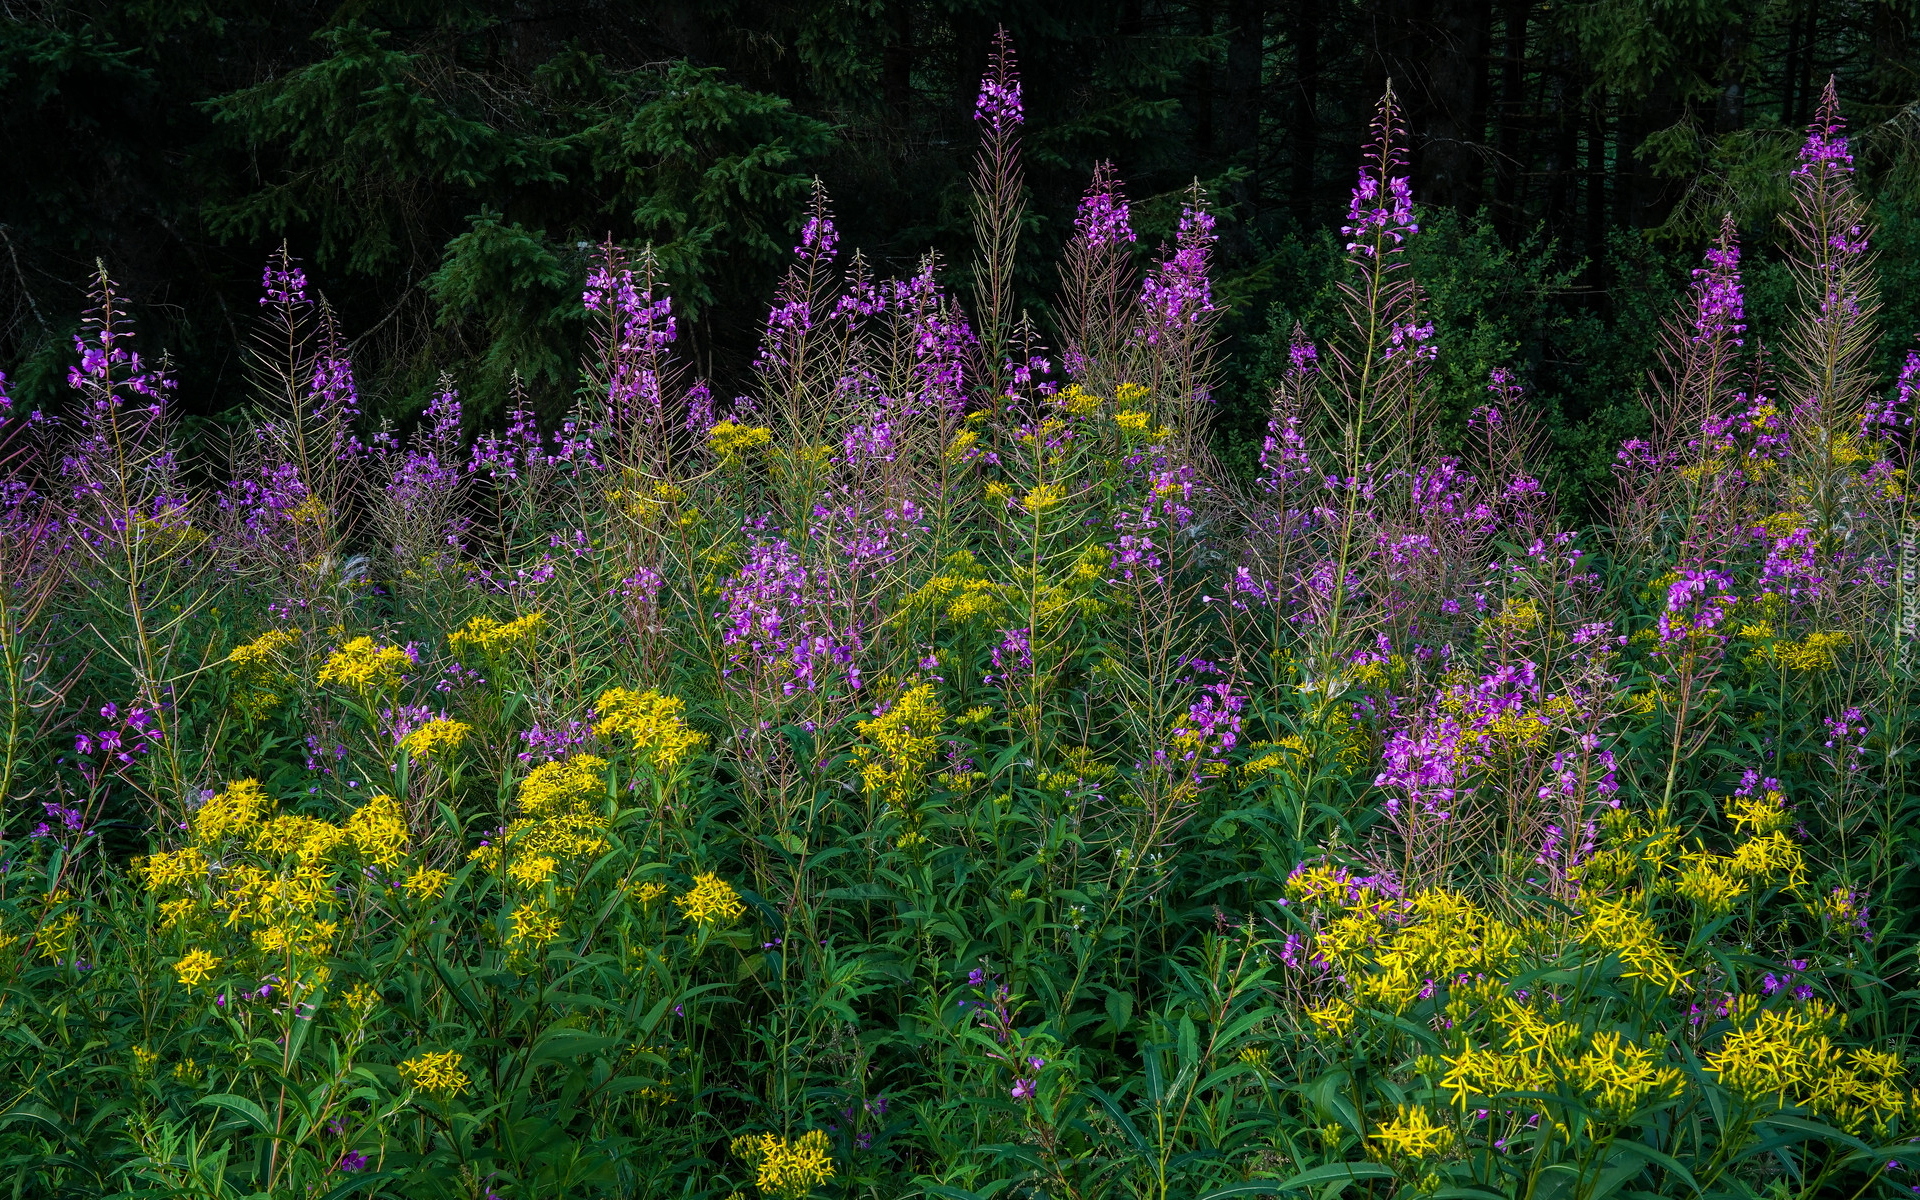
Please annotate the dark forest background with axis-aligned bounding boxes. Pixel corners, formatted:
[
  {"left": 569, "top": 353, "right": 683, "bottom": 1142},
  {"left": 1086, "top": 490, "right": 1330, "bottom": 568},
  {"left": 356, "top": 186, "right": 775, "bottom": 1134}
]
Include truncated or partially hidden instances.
[{"left": 3, "top": 0, "right": 1918, "bottom": 503}]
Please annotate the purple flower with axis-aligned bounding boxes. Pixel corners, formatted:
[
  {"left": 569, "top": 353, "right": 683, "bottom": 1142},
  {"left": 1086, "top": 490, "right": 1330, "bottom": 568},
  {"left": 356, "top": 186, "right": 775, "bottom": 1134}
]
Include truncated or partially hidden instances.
[
  {"left": 1343, "top": 94, "right": 1418, "bottom": 257},
  {"left": 973, "top": 32, "right": 1023, "bottom": 134},
  {"left": 1792, "top": 80, "right": 1854, "bottom": 180},
  {"left": 1137, "top": 204, "right": 1217, "bottom": 347},
  {"left": 1074, "top": 174, "right": 1134, "bottom": 251},
  {"left": 1689, "top": 220, "right": 1745, "bottom": 347},
  {"left": 1010, "top": 1077, "right": 1034, "bottom": 1101},
  {"left": 336, "top": 1150, "right": 368, "bottom": 1173},
  {"left": 260, "top": 258, "right": 309, "bottom": 307}
]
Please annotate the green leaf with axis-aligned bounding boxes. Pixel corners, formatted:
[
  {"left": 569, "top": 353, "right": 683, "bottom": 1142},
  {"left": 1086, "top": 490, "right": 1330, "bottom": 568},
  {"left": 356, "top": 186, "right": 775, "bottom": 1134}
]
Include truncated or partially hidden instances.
[
  {"left": 1198, "top": 1161, "right": 1397, "bottom": 1197},
  {"left": 194, "top": 1093, "right": 276, "bottom": 1136}
]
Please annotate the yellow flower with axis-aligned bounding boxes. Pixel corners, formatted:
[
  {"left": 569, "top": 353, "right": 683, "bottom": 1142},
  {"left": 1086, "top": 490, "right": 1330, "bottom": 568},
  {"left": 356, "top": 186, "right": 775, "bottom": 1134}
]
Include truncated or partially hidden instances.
[
  {"left": 1115, "top": 382, "right": 1150, "bottom": 406},
  {"left": 1057, "top": 383, "right": 1103, "bottom": 415},
  {"left": 627, "top": 880, "right": 669, "bottom": 906},
  {"left": 34, "top": 911, "right": 79, "bottom": 961},
  {"left": 228, "top": 629, "right": 298, "bottom": 673},
  {"left": 852, "top": 684, "right": 944, "bottom": 813},
  {"left": 1726, "top": 788, "right": 1792, "bottom": 836},
  {"left": 448, "top": 612, "right": 545, "bottom": 659},
  {"left": 733, "top": 1130, "right": 834, "bottom": 1200},
  {"left": 1722, "top": 830, "right": 1807, "bottom": 891},
  {"left": 709, "top": 421, "right": 774, "bottom": 470},
  {"left": 403, "top": 867, "right": 452, "bottom": 900},
  {"left": 508, "top": 854, "right": 558, "bottom": 888},
  {"left": 286, "top": 494, "right": 329, "bottom": 526},
  {"left": 158, "top": 897, "right": 199, "bottom": 929},
  {"left": 138, "top": 847, "right": 209, "bottom": 892},
  {"left": 509, "top": 902, "right": 563, "bottom": 947},
  {"left": 193, "top": 779, "right": 272, "bottom": 844},
  {"left": 400, "top": 718, "right": 472, "bottom": 760},
  {"left": 132, "top": 1045, "right": 160, "bottom": 1077},
  {"left": 1568, "top": 1030, "right": 1683, "bottom": 1121},
  {"left": 1370, "top": 1104, "right": 1454, "bottom": 1159},
  {"left": 317, "top": 637, "right": 412, "bottom": 692},
  {"left": 1776, "top": 630, "right": 1850, "bottom": 672},
  {"left": 1580, "top": 895, "right": 1690, "bottom": 992},
  {"left": 250, "top": 815, "right": 348, "bottom": 861},
  {"left": 1673, "top": 854, "right": 1746, "bottom": 914},
  {"left": 174, "top": 948, "right": 221, "bottom": 989},
  {"left": 674, "top": 873, "right": 745, "bottom": 926},
  {"left": 1705, "top": 1003, "right": 1846, "bottom": 1109},
  {"left": 943, "top": 428, "right": 980, "bottom": 465},
  {"left": 1021, "top": 483, "right": 1067, "bottom": 513},
  {"left": 397, "top": 1050, "right": 471, "bottom": 1098},
  {"left": 1306, "top": 997, "right": 1356, "bottom": 1037},
  {"left": 595, "top": 688, "right": 708, "bottom": 771},
  {"left": 343, "top": 982, "right": 381, "bottom": 1016},
  {"left": 344, "top": 793, "right": 409, "bottom": 866},
  {"left": 517, "top": 754, "right": 607, "bottom": 818}
]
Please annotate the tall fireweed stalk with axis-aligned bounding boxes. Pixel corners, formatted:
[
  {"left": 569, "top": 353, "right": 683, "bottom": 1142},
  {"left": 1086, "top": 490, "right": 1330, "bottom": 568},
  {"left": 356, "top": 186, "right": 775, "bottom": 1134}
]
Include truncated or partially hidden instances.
[{"left": 0, "top": 49, "right": 1916, "bottom": 1200}]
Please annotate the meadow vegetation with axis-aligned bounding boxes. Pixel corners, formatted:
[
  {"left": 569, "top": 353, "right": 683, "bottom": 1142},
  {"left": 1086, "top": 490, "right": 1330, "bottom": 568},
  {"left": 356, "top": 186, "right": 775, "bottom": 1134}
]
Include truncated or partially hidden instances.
[{"left": 0, "top": 36, "right": 1917, "bottom": 1200}]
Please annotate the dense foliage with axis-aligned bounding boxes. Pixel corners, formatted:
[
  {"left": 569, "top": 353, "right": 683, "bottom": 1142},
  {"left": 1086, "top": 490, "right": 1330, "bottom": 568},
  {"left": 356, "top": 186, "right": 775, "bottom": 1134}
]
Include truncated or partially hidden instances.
[{"left": 1, "top": 40, "right": 1919, "bottom": 1200}]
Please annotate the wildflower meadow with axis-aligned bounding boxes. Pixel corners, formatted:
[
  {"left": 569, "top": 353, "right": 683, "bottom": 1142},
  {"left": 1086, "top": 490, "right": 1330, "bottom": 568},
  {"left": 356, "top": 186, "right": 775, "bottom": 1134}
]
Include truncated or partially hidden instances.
[{"left": 4, "top": 35, "right": 1920, "bottom": 1200}]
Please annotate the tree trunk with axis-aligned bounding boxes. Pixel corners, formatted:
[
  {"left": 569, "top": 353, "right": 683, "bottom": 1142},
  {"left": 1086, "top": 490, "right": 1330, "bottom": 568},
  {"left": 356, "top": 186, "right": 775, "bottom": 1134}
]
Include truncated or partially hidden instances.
[
  {"left": 1493, "top": 0, "right": 1529, "bottom": 242},
  {"left": 1224, "top": 0, "right": 1265, "bottom": 241},
  {"left": 884, "top": 0, "right": 913, "bottom": 133},
  {"left": 1415, "top": 0, "right": 1494, "bottom": 212},
  {"left": 1289, "top": 0, "right": 1321, "bottom": 225}
]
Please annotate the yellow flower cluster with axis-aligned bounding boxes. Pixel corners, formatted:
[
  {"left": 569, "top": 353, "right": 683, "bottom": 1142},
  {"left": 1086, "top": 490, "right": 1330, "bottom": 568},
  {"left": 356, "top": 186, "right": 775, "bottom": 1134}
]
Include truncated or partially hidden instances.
[
  {"left": 1021, "top": 482, "right": 1067, "bottom": 513},
  {"left": 1704, "top": 1003, "right": 1909, "bottom": 1133},
  {"left": 448, "top": 612, "right": 545, "bottom": 659},
  {"left": 943, "top": 428, "right": 979, "bottom": 465},
  {"left": 709, "top": 421, "right": 774, "bottom": 467},
  {"left": 228, "top": 629, "right": 299, "bottom": 716},
  {"left": 344, "top": 793, "right": 409, "bottom": 866},
  {"left": 595, "top": 688, "right": 708, "bottom": 771},
  {"left": 193, "top": 779, "right": 273, "bottom": 844},
  {"left": 1370, "top": 1104, "right": 1453, "bottom": 1159},
  {"left": 475, "top": 755, "right": 611, "bottom": 885},
  {"left": 627, "top": 880, "right": 669, "bottom": 906},
  {"left": 1056, "top": 383, "right": 1103, "bottom": 415},
  {"left": 404, "top": 867, "right": 452, "bottom": 900},
  {"left": 398, "top": 1051, "right": 471, "bottom": 1098},
  {"left": 1580, "top": 895, "right": 1690, "bottom": 992},
  {"left": 1774, "top": 629, "right": 1850, "bottom": 672},
  {"left": 1352, "top": 891, "right": 1521, "bottom": 1013},
  {"left": 518, "top": 754, "right": 607, "bottom": 818},
  {"left": 140, "top": 847, "right": 210, "bottom": 891},
  {"left": 1306, "top": 997, "right": 1356, "bottom": 1037},
  {"left": 1726, "top": 787, "right": 1792, "bottom": 836},
  {"left": 1113, "top": 410, "right": 1165, "bottom": 439},
  {"left": 1673, "top": 853, "right": 1746, "bottom": 914},
  {"left": 852, "top": 684, "right": 944, "bottom": 814},
  {"left": 174, "top": 948, "right": 221, "bottom": 989},
  {"left": 675, "top": 873, "right": 745, "bottom": 926},
  {"left": 318, "top": 637, "right": 412, "bottom": 692},
  {"left": 732, "top": 1130, "right": 834, "bottom": 1200},
  {"left": 1487, "top": 597, "right": 1543, "bottom": 634},
  {"left": 1442, "top": 1002, "right": 1682, "bottom": 1124},
  {"left": 400, "top": 717, "right": 471, "bottom": 760},
  {"left": 229, "top": 628, "right": 299, "bottom": 673},
  {"left": 905, "top": 553, "right": 1005, "bottom": 624},
  {"left": 251, "top": 814, "right": 348, "bottom": 861},
  {"left": 509, "top": 901, "right": 564, "bottom": 947}
]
